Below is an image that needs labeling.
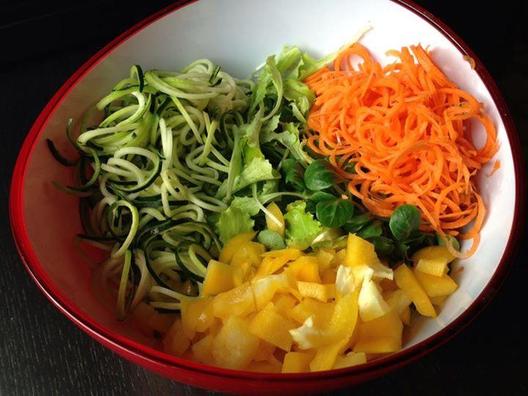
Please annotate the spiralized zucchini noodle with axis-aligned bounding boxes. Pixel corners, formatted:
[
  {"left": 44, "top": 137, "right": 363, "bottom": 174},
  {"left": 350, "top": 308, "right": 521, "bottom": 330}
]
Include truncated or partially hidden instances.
[{"left": 57, "top": 50, "right": 319, "bottom": 319}]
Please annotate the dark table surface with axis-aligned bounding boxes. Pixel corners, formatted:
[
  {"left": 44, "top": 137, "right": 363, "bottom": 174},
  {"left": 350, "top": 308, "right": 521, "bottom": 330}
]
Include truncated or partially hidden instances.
[{"left": 1, "top": 1, "right": 527, "bottom": 395}]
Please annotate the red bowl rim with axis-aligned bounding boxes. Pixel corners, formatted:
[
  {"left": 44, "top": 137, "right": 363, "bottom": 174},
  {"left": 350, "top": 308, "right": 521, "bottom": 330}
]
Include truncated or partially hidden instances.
[{"left": 9, "top": 0, "right": 526, "bottom": 383}]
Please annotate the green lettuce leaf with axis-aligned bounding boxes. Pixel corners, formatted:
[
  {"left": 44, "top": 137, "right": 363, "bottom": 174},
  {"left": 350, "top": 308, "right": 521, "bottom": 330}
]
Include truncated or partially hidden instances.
[
  {"left": 229, "top": 196, "right": 261, "bottom": 217},
  {"left": 217, "top": 206, "right": 254, "bottom": 244},
  {"left": 284, "top": 200, "right": 322, "bottom": 250}
]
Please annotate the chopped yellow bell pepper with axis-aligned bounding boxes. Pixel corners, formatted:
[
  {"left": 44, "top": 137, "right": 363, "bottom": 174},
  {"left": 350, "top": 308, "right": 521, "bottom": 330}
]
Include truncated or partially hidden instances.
[
  {"left": 273, "top": 293, "right": 298, "bottom": 316},
  {"left": 430, "top": 295, "right": 448, "bottom": 306},
  {"left": 316, "top": 248, "right": 336, "bottom": 270},
  {"left": 297, "top": 281, "right": 336, "bottom": 302},
  {"left": 212, "top": 316, "right": 259, "bottom": 369},
  {"left": 202, "top": 260, "right": 235, "bottom": 296},
  {"left": 309, "top": 338, "right": 348, "bottom": 372},
  {"left": 332, "top": 248, "right": 347, "bottom": 267},
  {"left": 163, "top": 319, "right": 191, "bottom": 356},
  {"left": 353, "top": 311, "right": 403, "bottom": 354},
  {"left": 394, "top": 264, "right": 436, "bottom": 317},
  {"left": 253, "top": 340, "right": 276, "bottom": 362},
  {"left": 358, "top": 272, "right": 390, "bottom": 322},
  {"left": 181, "top": 297, "right": 214, "bottom": 337},
  {"left": 249, "top": 303, "right": 297, "bottom": 351},
  {"left": 248, "top": 360, "right": 282, "bottom": 373},
  {"left": 282, "top": 351, "right": 315, "bottom": 373},
  {"left": 333, "top": 352, "right": 367, "bottom": 369},
  {"left": 256, "top": 248, "right": 302, "bottom": 277},
  {"left": 321, "top": 268, "right": 337, "bottom": 284},
  {"left": 288, "top": 298, "right": 335, "bottom": 326},
  {"left": 400, "top": 305, "right": 411, "bottom": 325},
  {"left": 212, "top": 283, "right": 256, "bottom": 319},
  {"left": 191, "top": 334, "right": 214, "bottom": 364},
  {"left": 413, "top": 268, "right": 458, "bottom": 297},
  {"left": 384, "top": 289, "right": 412, "bottom": 317},
  {"left": 232, "top": 261, "right": 255, "bottom": 286},
  {"left": 219, "top": 232, "right": 256, "bottom": 263},
  {"left": 345, "top": 234, "right": 380, "bottom": 267},
  {"left": 412, "top": 245, "right": 454, "bottom": 269},
  {"left": 287, "top": 256, "right": 321, "bottom": 282},
  {"left": 230, "top": 241, "right": 266, "bottom": 268},
  {"left": 252, "top": 273, "right": 292, "bottom": 309},
  {"left": 266, "top": 202, "right": 285, "bottom": 237}
]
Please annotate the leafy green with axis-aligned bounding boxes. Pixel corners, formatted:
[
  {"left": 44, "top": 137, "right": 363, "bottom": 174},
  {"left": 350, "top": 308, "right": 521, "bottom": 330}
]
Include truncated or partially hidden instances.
[
  {"left": 315, "top": 198, "right": 355, "bottom": 228},
  {"left": 304, "top": 159, "right": 335, "bottom": 191},
  {"left": 262, "top": 122, "right": 311, "bottom": 165},
  {"left": 229, "top": 196, "right": 261, "bottom": 216},
  {"left": 371, "top": 236, "right": 395, "bottom": 257},
  {"left": 237, "top": 157, "right": 278, "bottom": 192},
  {"left": 389, "top": 205, "right": 421, "bottom": 241},
  {"left": 281, "top": 158, "right": 305, "bottom": 192},
  {"left": 284, "top": 200, "right": 322, "bottom": 250},
  {"left": 357, "top": 220, "right": 383, "bottom": 239},
  {"left": 258, "top": 229, "right": 285, "bottom": 250},
  {"left": 343, "top": 213, "right": 372, "bottom": 233},
  {"left": 217, "top": 206, "right": 254, "bottom": 244},
  {"left": 306, "top": 191, "right": 334, "bottom": 213}
]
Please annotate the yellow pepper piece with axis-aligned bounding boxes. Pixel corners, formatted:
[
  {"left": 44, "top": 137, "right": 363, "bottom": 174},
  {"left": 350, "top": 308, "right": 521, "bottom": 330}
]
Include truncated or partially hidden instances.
[
  {"left": 332, "top": 248, "right": 347, "bottom": 267},
  {"left": 345, "top": 234, "right": 380, "bottom": 267},
  {"left": 251, "top": 273, "right": 292, "bottom": 309},
  {"left": 297, "top": 281, "right": 336, "bottom": 302},
  {"left": 230, "top": 241, "right": 266, "bottom": 268},
  {"left": 413, "top": 245, "right": 455, "bottom": 262},
  {"left": 282, "top": 351, "right": 315, "bottom": 373},
  {"left": 394, "top": 264, "right": 436, "bottom": 317},
  {"left": 249, "top": 303, "right": 297, "bottom": 351},
  {"left": 212, "top": 316, "right": 260, "bottom": 369},
  {"left": 316, "top": 248, "right": 336, "bottom": 270},
  {"left": 253, "top": 340, "right": 276, "bottom": 362},
  {"left": 384, "top": 289, "right": 412, "bottom": 318},
  {"left": 358, "top": 272, "right": 390, "bottom": 322},
  {"left": 273, "top": 293, "right": 297, "bottom": 316},
  {"left": 287, "top": 256, "right": 321, "bottom": 282},
  {"left": 256, "top": 248, "right": 302, "bottom": 277},
  {"left": 248, "top": 360, "right": 282, "bottom": 373},
  {"left": 191, "top": 334, "right": 214, "bottom": 364},
  {"left": 353, "top": 310, "right": 403, "bottom": 354},
  {"left": 290, "top": 291, "right": 358, "bottom": 350},
  {"left": 400, "top": 305, "right": 411, "bottom": 325},
  {"left": 266, "top": 202, "right": 285, "bottom": 236},
  {"left": 212, "top": 283, "right": 256, "bottom": 319},
  {"left": 413, "top": 268, "right": 458, "bottom": 297},
  {"left": 219, "top": 232, "right": 256, "bottom": 264},
  {"left": 181, "top": 297, "right": 214, "bottom": 337},
  {"left": 310, "top": 338, "right": 348, "bottom": 372},
  {"left": 333, "top": 352, "right": 367, "bottom": 369},
  {"left": 232, "top": 261, "right": 254, "bottom": 286},
  {"left": 288, "top": 298, "right": 335, "bottom": 326},
  {"left": 202, "top": 260, "right": 235, "bottom": 296},
  {"left": 163, "top": 319, "right": 191, "bottom": 356},
  {"left": 321, "top": 268, "right": 337, "bottom": 284},
  {"left": 430, "top": 295, "right": 448, "bottom": 306}
]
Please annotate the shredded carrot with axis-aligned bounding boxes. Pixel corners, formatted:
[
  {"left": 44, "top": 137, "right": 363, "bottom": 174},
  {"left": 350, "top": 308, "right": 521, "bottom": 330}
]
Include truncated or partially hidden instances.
[{"left": 305, "top": 43, "right": 498, "bottom": 258}]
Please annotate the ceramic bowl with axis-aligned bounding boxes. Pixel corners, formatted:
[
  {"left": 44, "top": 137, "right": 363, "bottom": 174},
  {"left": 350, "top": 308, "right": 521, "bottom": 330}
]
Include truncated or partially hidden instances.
[{"left": 10, "top": 0, "right": 524, "bottom": 393}]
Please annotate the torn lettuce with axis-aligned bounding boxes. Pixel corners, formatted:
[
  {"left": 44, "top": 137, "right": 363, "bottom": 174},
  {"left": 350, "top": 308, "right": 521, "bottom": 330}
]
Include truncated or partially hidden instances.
[{"left": 284, "top": 200, "right": 322, "bottom": 250}]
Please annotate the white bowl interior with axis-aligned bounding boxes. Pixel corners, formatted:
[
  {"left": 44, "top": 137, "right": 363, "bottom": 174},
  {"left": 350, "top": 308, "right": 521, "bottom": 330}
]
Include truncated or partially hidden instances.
[{"left": 22, "top": 0, "right": 515, "bottom": 354}]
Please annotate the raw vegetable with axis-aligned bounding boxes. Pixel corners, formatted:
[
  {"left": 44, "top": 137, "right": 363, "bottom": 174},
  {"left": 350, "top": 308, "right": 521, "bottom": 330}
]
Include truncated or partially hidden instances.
[
  {"left": 306, "top": 43, "right": 498, "bottom": 258},
  {"left": 172, "top": 233, "right": 457, "bottom": 371}
]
